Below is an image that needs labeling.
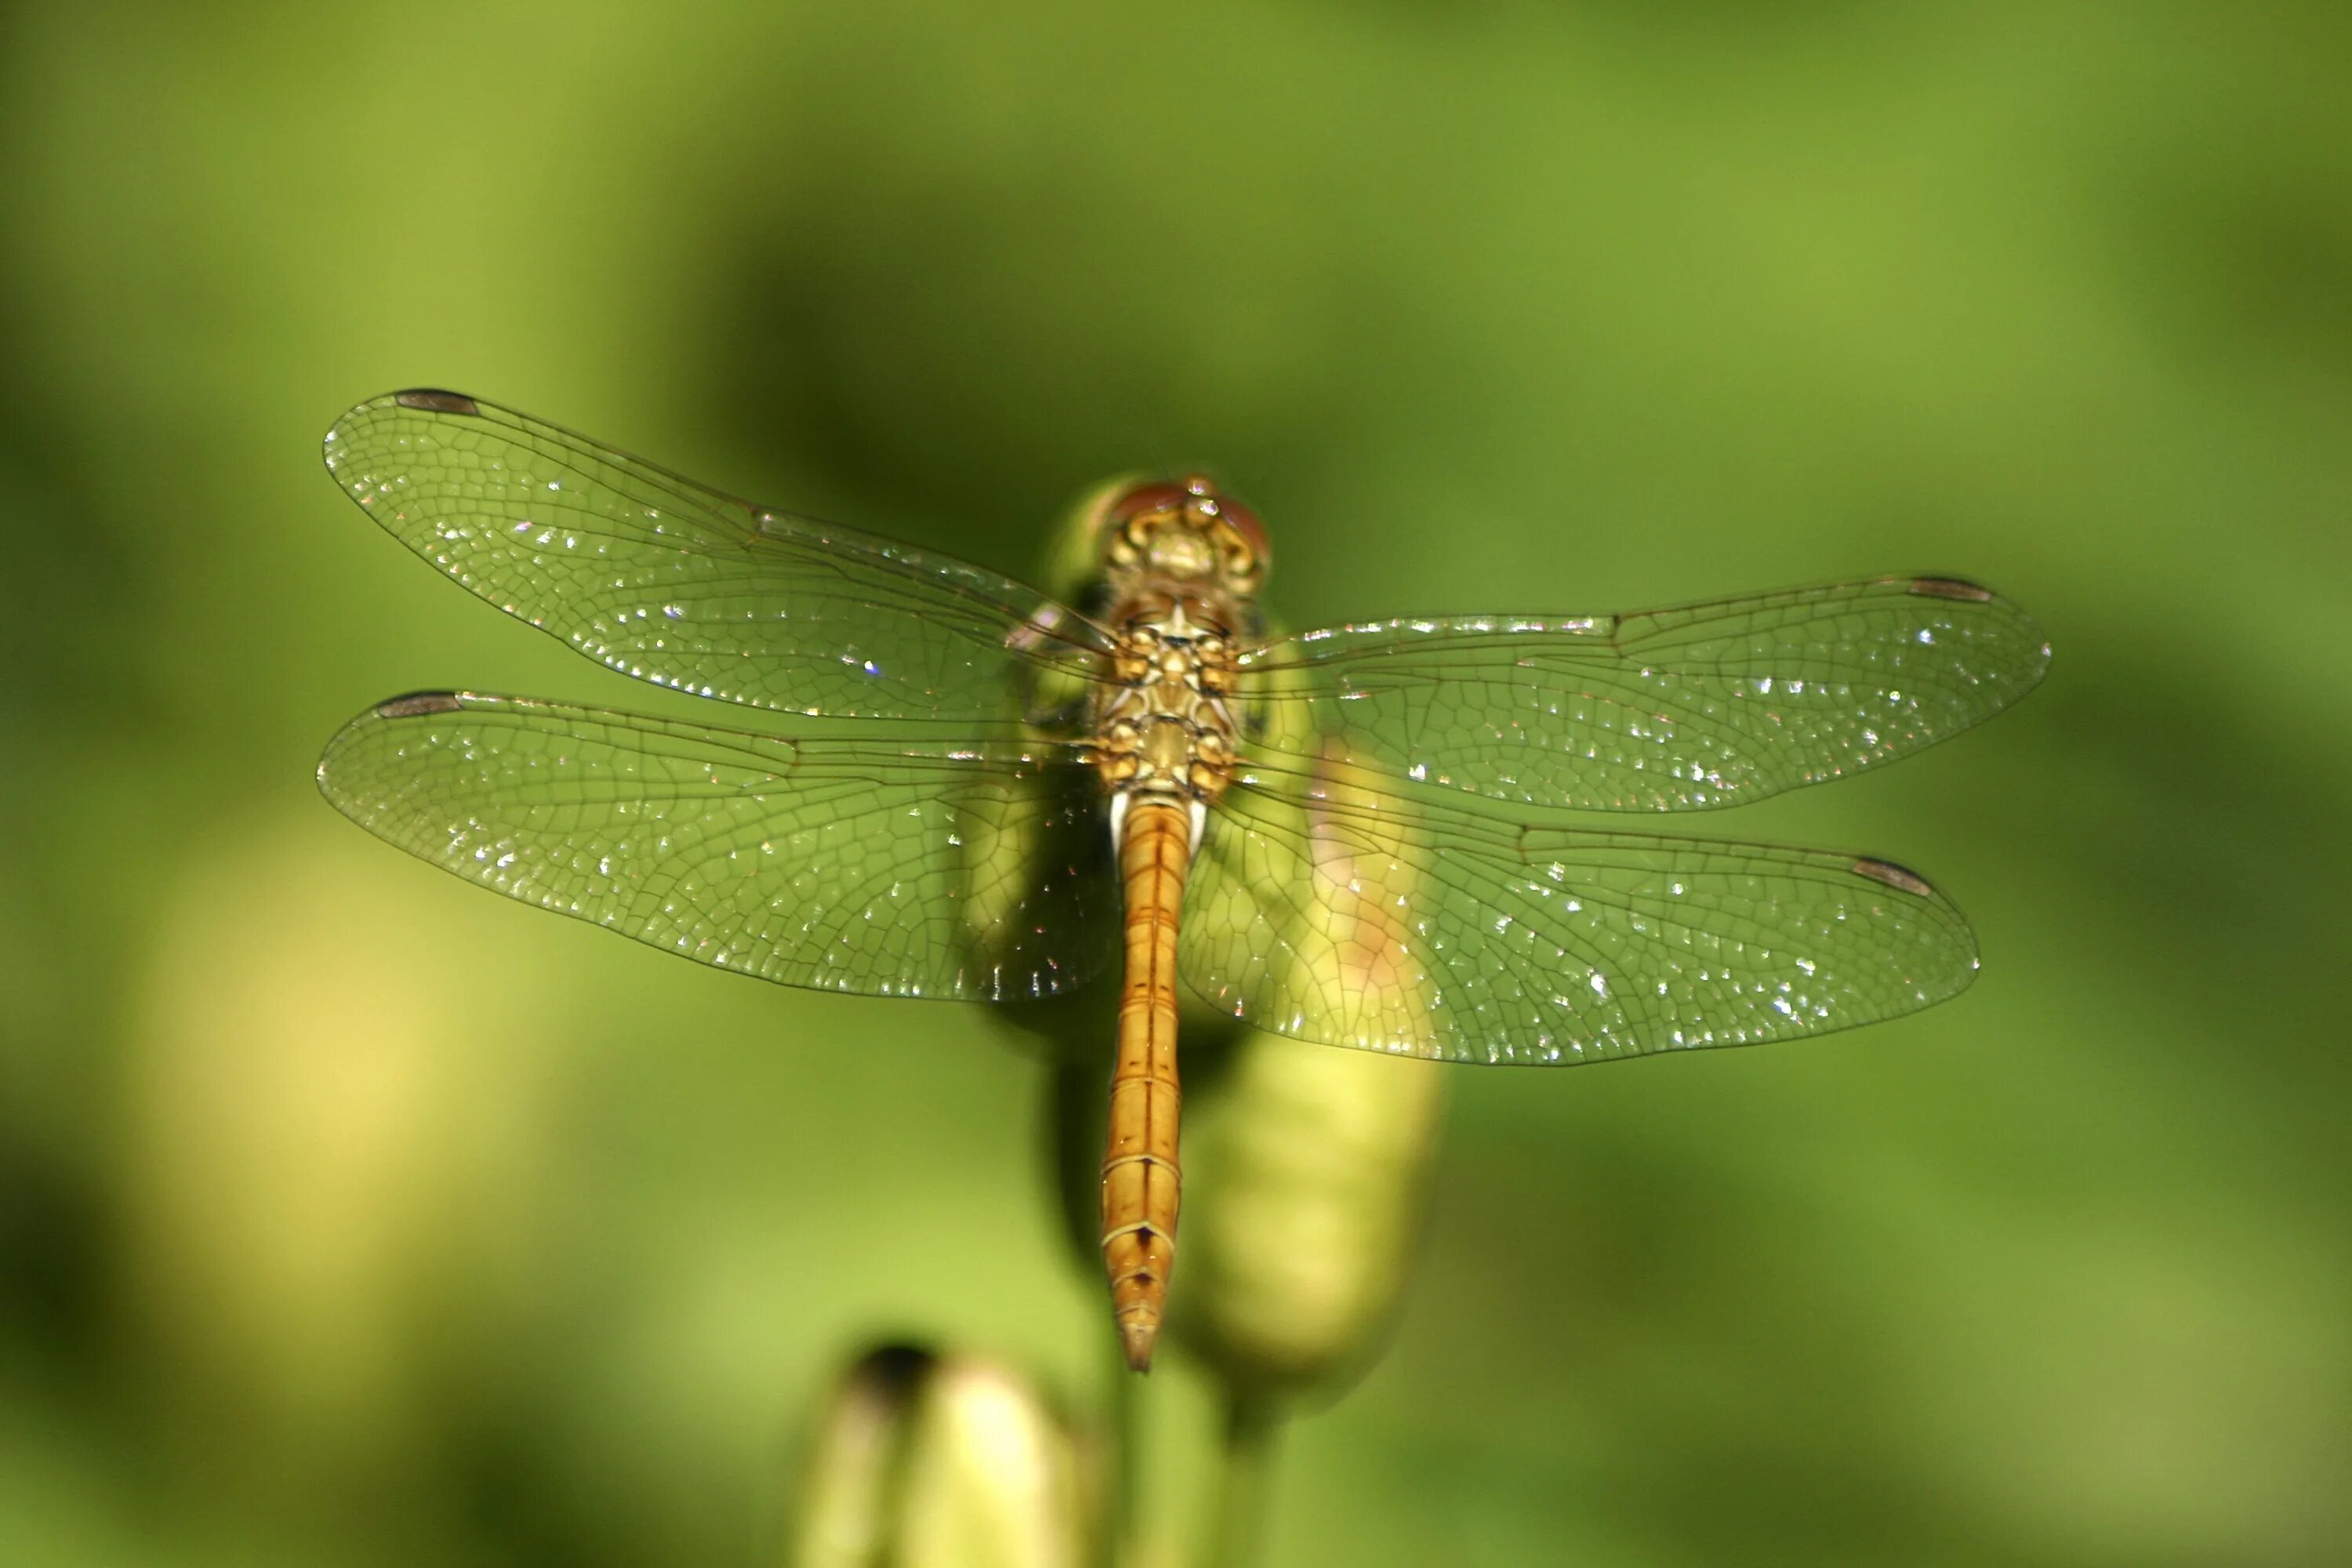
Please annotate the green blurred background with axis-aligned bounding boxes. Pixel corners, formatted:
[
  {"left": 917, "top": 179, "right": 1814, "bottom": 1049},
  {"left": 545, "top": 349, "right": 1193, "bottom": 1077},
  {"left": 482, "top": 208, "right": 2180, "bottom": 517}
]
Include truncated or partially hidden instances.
[{"left": 3, "top": 3, "right": 2347, "bottom": 1563}]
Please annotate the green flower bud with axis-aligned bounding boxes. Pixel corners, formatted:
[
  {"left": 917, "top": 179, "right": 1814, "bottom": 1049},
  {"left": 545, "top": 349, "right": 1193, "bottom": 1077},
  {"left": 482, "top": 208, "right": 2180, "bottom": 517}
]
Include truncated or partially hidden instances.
[
  {"left": 1170, "top": 1033, "right": 1444, "bottom": 1402},
  {"left": 1033, "top": 472, "right": 1155, "bottom": 607},
  {"left": 789, "top": 1345, "right": 1084, "bottom": 1568}
]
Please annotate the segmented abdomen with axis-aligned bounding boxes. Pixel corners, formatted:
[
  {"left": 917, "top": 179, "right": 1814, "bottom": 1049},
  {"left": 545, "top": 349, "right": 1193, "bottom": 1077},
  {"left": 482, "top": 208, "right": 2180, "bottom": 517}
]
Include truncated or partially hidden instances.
[{"left": 1101, "top": 797, "right": 1189, "bottom": 1371}]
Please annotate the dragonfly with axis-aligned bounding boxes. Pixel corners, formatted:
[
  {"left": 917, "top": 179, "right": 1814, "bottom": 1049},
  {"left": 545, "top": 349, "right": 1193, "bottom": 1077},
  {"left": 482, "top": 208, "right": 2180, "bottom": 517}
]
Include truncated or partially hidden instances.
[{"left": 317, "top": 390, "right": 2050, "bottom": 1370}]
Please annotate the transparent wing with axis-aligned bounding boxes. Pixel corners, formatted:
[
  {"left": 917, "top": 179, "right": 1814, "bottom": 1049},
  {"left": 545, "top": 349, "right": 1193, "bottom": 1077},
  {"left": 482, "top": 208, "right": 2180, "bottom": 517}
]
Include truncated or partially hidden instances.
[
  {"left": 317, "top": 692, "right": 1117, "bottom": 1000},
  {"left": 1239, "top": 577, "right": 2049, "bottom": 811},
  {"left": 1181, "top": 757, "right": 1978, "bottom": 1063},
  {"left": 325, "top": 391, "right": 1114, "bottom": 721}
]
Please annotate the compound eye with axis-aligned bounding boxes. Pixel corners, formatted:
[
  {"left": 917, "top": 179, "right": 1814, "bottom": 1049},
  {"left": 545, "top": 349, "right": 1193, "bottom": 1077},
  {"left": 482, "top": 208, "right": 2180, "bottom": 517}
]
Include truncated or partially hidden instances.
[
  {"left": 1217, "top": 495, "right": 1271, "bottom": 573},
  {"left": 1108, "top": 480, "right": 1192, "bottom": 527}
]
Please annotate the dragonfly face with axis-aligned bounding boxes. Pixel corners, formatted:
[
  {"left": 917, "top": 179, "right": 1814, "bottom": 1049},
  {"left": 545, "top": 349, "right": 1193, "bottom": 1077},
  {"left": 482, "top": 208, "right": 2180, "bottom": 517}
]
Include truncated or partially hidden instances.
[
  {"left": 318, "top": 390, "right": 2050, "bottom": 1370},
  {"left": 1094, "top": 474, "right": 1271, "bottom": 593}
]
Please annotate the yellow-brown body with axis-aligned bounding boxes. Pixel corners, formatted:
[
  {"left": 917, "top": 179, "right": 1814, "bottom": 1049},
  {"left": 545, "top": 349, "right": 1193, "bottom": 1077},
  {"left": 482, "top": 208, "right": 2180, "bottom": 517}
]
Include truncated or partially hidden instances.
[
  {"left": 1085, "top": 476, "right": 1266, "bottom": 1370},
  {"left": 1102, "top": 798, "right": 1189, "bottom": 1369}
]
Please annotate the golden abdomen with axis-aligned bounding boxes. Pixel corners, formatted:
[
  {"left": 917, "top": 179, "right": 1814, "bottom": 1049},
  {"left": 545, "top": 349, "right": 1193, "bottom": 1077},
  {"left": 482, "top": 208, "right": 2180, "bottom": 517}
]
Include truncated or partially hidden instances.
[{"left": 1102, "top": 797, "right": 1190, "bottom": 1371}]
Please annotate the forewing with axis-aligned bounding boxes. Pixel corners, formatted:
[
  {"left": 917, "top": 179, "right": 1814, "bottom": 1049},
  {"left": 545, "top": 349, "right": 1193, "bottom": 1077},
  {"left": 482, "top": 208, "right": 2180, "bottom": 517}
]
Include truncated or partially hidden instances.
[
  {"left": 1182, "top": 760, "right": 1978, "bottom": 1063},
  {"left": 1240, "top": 577, "right": 2049, "bottom": 811},
  {"left": 325, "top": 391, "right": 1112, "bottom": 721},
  {"left": 318, "top": 692, "right": 1117, "bottom": 1000}
]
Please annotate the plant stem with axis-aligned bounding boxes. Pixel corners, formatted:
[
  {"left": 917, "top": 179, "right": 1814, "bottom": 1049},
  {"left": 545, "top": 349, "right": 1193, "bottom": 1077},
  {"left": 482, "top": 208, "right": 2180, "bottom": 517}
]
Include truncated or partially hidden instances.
[
  {"left": 1203, "top": 1395, "right": 1279, "bottom": 1568},
  {"left": 1103, "top": 1338, "right": 1144, "bottom": 1568}
]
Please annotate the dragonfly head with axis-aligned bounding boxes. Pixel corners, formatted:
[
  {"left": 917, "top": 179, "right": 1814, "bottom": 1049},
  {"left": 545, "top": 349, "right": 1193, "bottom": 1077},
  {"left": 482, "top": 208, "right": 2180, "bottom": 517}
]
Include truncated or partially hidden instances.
[{"left": 1097, "top": 474, "right": 1270, "bottom": 594}]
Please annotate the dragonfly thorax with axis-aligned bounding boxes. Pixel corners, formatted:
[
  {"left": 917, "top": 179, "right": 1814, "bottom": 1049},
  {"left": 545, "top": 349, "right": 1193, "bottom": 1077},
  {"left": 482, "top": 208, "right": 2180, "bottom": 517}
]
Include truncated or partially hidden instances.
[
  {"left": 1093, "top": 609, "right": 1243, "bottom": 851},
  {"left": 1087, "top": 477, "right": 1263, "bottom": 858}
]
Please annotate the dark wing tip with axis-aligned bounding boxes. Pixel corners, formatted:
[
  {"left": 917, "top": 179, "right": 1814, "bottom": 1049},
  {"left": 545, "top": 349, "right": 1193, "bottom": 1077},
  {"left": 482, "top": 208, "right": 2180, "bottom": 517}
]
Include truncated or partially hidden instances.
[
  {"left": 1851, "top": 855, "right": 1940, "bottom": 898},
  {"left": 323, "top": 389, "right": 481, "bottom": 469},
  {"left": 393, "top": 389, "right": 482, "bottom": 415},
  {"left": 1906, "top": 575, "right": 1995, "bottom": 603},
  {"left": 1907, "top": 574, "right": 2054, "bottom": 681},
  {"left": 374, "top": 690, "right": 467, "bottom": 719}
]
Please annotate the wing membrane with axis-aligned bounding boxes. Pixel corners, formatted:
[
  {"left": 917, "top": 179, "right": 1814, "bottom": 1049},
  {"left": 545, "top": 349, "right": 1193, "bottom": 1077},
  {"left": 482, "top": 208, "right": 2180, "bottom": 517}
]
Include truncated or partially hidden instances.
[
  {"left": 317, "top": 692, "right": 1117, "bottom": 1000},
  {"left": 1181, "top": 758, "right": 1978, "bottom": 1063},
  {"left": 1240, "top": 577, "right": 2049, "bottom": 811},
  {"left": 325, "top": 391, "right": 1112, "bottom": 721}
]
